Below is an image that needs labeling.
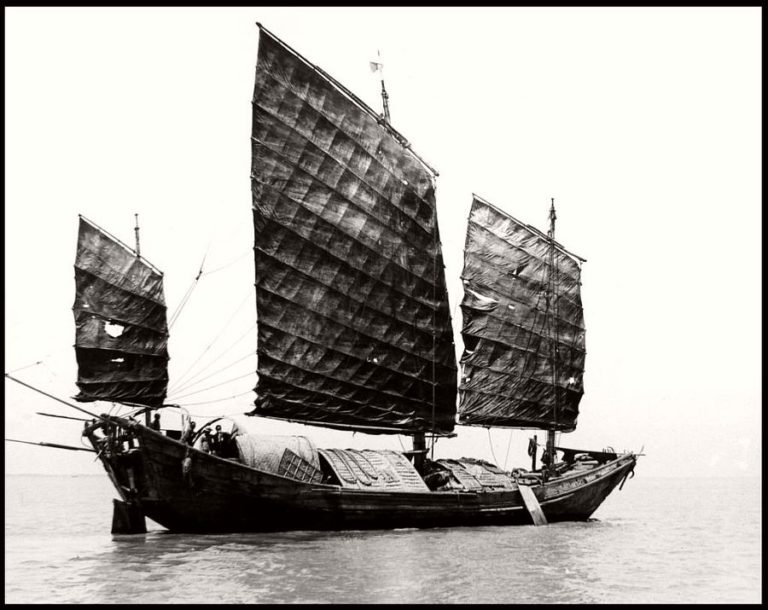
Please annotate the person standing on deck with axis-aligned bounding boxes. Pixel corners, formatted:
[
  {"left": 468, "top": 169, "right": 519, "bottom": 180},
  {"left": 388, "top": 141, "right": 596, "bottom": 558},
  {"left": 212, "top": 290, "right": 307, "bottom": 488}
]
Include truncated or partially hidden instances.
[
  {"left": 200, "top": 429, "right": 212, "bottom": 453},
  {"left": 210, "top": 425, "right": 223, "bottom": 455},
  {"left": 180, "top": 420, "right": 196, "bottom": 446},
  {"left": 150, "top": 412, "right": 161, "bottom": 431}
]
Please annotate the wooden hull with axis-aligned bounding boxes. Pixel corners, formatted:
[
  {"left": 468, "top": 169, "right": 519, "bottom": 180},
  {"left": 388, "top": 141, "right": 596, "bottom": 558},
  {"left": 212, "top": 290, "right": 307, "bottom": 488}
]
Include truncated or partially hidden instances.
[{"left": 89, "top": 417, "right": 637, "bottom": 533}]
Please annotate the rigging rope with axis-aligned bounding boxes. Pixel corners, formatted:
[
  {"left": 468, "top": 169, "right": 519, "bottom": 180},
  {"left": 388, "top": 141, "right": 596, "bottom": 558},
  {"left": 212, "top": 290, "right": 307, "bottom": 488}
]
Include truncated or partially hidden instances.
[
  {"left": 199, "top": 251, "right": 250, "bottom": 276},
  {"left": 503, "top": 429, "right": 513, "bottom": 470},
  {"left": 169, "top": 323, "right": 257, "bottom": 395},
  {"left": 168, "top": 251, "right": 208, "bottom": 329},
  {"left": 169, "top": 371, "right": 255, "bottom": 401},
  {"left": 6, "top": 360, "right": 43, "bottom": 375},
  {"left": 176, "top": 389, "right": 254, "bottom": 408},
  {"left": 169, "top": 349, "right": 256, "bottom": 397},
  {"left": 487, "top": 427, "right": 500, "bottom": 467},
  {"left": 168, "top": 290, "right": 253, "bottom": 394}
]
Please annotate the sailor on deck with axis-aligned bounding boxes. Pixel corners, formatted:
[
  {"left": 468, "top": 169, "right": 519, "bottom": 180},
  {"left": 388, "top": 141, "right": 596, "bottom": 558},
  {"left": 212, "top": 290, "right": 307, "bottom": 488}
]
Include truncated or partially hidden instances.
[
  {"left": 150, "top": 412, "right": 161, "bottom": 431},
  {"left": 181, "top": 420, "right": 196, "bottom": 446}
]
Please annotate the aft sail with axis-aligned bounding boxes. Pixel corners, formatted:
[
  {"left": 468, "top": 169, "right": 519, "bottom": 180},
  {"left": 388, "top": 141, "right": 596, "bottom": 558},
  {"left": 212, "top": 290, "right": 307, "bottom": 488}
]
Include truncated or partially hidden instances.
[
  {"left": 458, "top": 195, "right": 586, "bottom": 431},
  {"left": 248, "top": 25, "right": 457, "bottom": 434},
  {"left": 72, "top": 216, "right": 169, "bottom": 407}
]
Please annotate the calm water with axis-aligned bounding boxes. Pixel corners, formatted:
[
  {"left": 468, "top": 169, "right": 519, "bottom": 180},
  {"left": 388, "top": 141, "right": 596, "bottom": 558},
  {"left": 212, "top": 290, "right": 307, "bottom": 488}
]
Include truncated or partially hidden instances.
[{"left": 4, "top": 474, "right": 761, "bottom": 603}]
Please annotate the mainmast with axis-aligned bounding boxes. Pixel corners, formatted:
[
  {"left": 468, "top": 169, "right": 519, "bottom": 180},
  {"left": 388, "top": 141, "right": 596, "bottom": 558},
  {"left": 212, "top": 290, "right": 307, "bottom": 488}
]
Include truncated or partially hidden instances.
[
  {"left": 545, "top": 198, "right": 559, "bottom": 468},
  {"left": 134, "top": 213, "right": 141, "bottom": 259},
  {"left": 371, "top": 51, "right": 391, "bottom": 123},
  {"left": 372, "top": 50, "right": 428, "bottom": 471}
]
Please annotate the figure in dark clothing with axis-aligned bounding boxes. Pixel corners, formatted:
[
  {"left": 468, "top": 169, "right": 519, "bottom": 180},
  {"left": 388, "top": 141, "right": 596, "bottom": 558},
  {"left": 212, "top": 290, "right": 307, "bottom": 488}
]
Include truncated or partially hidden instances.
[
  {"left": 200, "top": 429, "right": 212, "bottom": 453},
  {"left": 211, "top": 424, "right": 235, "bottom": 458},
  {"left": 210, "top": 425, "right": 223, "bottom": 456},
  {"left": 180, "top": 421, "right": 196, "bottom": 446},
  {"left": 541, "top": 448, "right": 553, "bottom": 468},
  {"left": 150, "top": 412, "right": 161, "bottom": 431}
]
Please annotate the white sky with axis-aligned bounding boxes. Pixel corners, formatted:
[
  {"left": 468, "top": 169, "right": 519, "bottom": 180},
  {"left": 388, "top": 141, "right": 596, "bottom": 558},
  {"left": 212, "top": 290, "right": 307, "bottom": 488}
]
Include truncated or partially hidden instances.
[{"left": 5, "top": 7, "right": 761, "bottom": 478}]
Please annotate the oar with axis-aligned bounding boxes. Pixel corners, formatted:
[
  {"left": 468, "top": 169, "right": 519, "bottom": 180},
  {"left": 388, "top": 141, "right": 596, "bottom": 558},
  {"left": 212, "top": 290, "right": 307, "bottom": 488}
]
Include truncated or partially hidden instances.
[{"left": 5, "top": 438, "right": 96, "bottom": 453}]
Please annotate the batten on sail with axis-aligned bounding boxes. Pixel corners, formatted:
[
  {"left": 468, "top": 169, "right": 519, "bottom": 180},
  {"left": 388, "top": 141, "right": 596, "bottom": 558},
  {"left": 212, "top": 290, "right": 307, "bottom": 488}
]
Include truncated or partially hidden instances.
[
  {"left": 73, "top": 216, "right": 169, "bottom": 407},
  {"left": 249, "top": 26, "right": 457, "bottom": 434},
  {"left": 458, "top": 196, "right": 585, "bottom": 431}
]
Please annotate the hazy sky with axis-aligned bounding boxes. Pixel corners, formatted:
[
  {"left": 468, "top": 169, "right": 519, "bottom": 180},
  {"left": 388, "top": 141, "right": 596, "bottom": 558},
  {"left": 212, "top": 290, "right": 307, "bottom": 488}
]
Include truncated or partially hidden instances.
[{"left": 5, "top": 7, "right": 761, "bottom": 478}]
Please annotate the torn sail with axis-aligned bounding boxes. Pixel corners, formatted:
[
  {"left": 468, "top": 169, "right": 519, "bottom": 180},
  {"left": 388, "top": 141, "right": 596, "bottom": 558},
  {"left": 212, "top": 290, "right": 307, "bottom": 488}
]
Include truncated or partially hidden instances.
[
  {"left": 72, "top": 216, "right": 169, "bottom": 407},
  {"left": 249, "top": 26, "right": 457, "bottom": 434},
  {"left": 458, "top": 196, "right": 585, "bottom": 431}
]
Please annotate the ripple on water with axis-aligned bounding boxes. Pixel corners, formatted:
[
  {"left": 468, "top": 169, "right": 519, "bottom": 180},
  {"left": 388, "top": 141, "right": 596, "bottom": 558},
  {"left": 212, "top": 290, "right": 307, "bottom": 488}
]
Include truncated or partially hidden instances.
[{"left": 4, "top": 475, "right": 762, "bottom": 604}]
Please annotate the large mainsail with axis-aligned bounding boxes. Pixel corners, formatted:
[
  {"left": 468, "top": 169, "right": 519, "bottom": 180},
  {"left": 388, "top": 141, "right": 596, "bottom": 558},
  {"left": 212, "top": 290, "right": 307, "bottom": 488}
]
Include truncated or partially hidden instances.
[
  {"left": 72, "top": 216, "right": 169, "bottom": 407},
  {"left": 458, "top": 195, "right": 586, "bottom": 431},
  {"left": 248, "top": 25, "right": 457, "bottom": 434}
]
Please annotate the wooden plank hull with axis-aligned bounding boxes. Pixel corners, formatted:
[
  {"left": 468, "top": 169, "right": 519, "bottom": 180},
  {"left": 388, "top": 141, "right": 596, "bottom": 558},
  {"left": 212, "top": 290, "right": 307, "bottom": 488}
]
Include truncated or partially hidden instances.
[{"left": 90, "top": 417, "right": 637, "bottom": 533}]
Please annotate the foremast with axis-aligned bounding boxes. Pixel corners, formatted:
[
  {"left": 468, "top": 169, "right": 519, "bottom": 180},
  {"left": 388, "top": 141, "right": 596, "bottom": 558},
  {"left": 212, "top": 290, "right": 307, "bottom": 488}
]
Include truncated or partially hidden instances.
[{"left": 133, "top": 212, "right": 153, "bottom": 427}]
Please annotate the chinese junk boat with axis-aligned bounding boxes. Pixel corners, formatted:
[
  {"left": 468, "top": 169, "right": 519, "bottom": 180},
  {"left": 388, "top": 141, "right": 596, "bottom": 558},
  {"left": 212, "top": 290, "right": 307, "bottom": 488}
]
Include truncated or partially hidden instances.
[{"left": 72, "top": 24, "right": 637, "bottom": 533}]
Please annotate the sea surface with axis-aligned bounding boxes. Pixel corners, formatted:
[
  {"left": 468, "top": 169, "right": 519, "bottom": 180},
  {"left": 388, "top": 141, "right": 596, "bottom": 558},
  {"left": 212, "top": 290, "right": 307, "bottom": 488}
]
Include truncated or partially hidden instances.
[{"left": 4, "top": 474, "right": 761, "bottom": 604}]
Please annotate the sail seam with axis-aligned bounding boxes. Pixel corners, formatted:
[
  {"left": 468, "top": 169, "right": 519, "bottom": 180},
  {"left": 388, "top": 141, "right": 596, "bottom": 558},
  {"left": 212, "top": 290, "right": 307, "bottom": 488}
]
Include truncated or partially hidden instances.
[
  {"left": 74, "top": 344, "right": 169, "bottom": 360},
  {"left": 255, "top": 383, "right": 439, "bottom": 429},
  {"left": 460, "top": 303, "right": 586, "bottom": 352},
  {"left": 255, "top": 25, "right": 439, "bottom": 177},
  {"left": 471, "top": 195, "right": 586, "bottom": 263},
  {"left": 462, "top": 252, "right": 584, "bottom": 315},
  {"left": 467, "top": 220, "right": 582, "bottom": 285},
  {"left": 251, "top": 101, "right": 436, "bottom": 238},
  {"left": 250, "top": 412, "right": 432, "bottom": 435},
  {"left": 251, "top": 200, "right": 444, "bottom": 317},
  {"left": 253, "top": 75, "right": 435, "bottom": 201},
  {"left": 257, "top": 344, "right": 446, "bottom": 414},
  {"left": 250, "top": 138, "right": 433, "bottom": 246},
  {"left": 457, "top": 412, "right": 576, "bottom": 431},
  {"left": 73, "top": 308, "right": 169, "bottom": 338},
  {"left": 254, "top": 247, "right": 452, "bottom": 349},
  {"left": 75, "top": 234, "right": 165, "bottom": 304},
  {"left": 79, "top": 215, "right": 165, "bottom": 275},
  {"left": 460, "top": 368, "right": 584, "bottom": 399},
  {"left": 74, "top": 265, "right": 167, "bottom": 309},
  {"left": 255, "top": 316, "right": 455, "bottom": 388}
]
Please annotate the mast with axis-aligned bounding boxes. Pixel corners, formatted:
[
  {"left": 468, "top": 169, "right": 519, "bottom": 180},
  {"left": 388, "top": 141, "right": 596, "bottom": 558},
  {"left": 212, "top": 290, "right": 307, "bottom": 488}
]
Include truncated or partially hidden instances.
[
  {"left": 133, "top": 212, "right": 152, "bottom": 426},
  {"left": 134, "top": 213, "right": 141, "bottom": 258},
  {"left": 373, "top": 51, "right": 391, "bottom": 123},
  {"left": 374, "top": 47, "right": 424, "bottom": 469},
  {"left": 545, "top": 198, "right": 558, "bottom": 467},
  {"left": 375, "top": 49, "right": 427, "bottom": 470}
]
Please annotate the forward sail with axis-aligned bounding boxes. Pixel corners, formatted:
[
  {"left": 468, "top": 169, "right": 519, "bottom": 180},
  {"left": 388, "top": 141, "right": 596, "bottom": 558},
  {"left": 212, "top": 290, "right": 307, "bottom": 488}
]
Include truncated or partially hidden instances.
[
  {"left": 72, "top": 216, "right": 169, "bottom": 407},
  {"left": 458, "top": 196, "right": 586, "bottom": 431},
  {"left": 248, "top": 26, "right": 457, "bottom": 434}
]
